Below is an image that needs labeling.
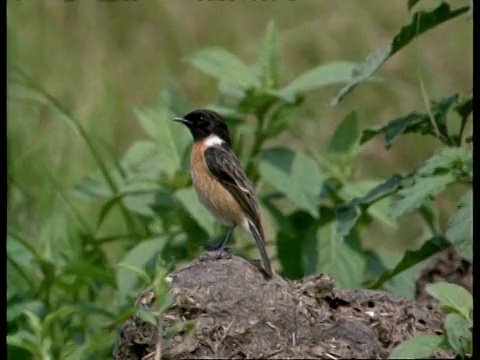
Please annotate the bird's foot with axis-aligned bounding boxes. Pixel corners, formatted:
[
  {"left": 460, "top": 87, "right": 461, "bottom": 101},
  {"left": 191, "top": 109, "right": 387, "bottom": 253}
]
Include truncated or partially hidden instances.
[
  {"left": 203, "top": 241, "right": 231, "bottom": 252},
  {"left": 198, "top": 247, "right": 232, "bottom": 261}
]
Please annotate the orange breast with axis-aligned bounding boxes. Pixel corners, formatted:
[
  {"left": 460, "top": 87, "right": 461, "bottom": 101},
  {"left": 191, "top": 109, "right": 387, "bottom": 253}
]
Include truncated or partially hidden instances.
[{"left": 190, "top": 142, "right": 246, "bottom": 226}]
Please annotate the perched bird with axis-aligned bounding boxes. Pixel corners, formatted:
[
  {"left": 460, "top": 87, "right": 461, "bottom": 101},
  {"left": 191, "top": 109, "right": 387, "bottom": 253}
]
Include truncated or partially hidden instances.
[{"left": 173, "top": 109, "right": 273, "bottom": 278}]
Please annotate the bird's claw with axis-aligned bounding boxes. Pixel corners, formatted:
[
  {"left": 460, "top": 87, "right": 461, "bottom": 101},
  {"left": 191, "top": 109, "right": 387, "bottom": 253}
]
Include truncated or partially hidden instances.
[{"left": 198, "top": 248, "right": 232, "bottom": 261}]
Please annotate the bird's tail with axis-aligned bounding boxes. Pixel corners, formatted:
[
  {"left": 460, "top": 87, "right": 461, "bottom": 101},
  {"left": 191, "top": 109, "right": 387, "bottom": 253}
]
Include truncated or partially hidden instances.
[{"left": 246, "top": 220, "right": 273, "bottom": 278}]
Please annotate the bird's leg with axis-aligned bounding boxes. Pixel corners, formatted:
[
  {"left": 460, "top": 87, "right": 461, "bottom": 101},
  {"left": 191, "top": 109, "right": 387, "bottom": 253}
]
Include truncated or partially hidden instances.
[
  {"left": 200, "top": 226, "right": 235, "bottom": 261},
  {"left": 216, "top": 226, "right": 235, "bottom": 251},
  {"left": 204, "top": 226, "right": 235, "bottom": 251}
]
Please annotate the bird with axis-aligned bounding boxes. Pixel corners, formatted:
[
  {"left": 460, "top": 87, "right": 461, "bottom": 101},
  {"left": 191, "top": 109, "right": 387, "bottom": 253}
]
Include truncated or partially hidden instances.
[{"left": 173, "top": 109, "right": 273, "bottom": 278}]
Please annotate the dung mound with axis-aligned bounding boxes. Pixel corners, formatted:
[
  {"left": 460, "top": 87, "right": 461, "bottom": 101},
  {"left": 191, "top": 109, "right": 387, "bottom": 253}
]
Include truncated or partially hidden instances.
[{"left": 113, "top": 255, "right": 450, "bottom": 359}]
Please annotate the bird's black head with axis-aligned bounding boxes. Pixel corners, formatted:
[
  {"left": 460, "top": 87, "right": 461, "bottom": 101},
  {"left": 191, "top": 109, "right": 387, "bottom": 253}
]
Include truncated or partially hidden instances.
[{"left": 173, "top": 109, "right": 231, "bottom": 146}]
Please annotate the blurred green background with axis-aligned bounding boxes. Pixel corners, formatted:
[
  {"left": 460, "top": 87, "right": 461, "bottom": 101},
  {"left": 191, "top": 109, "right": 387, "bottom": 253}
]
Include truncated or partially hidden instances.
[{"left": 8, "top": 0, "right": 471, "bottom": 249}]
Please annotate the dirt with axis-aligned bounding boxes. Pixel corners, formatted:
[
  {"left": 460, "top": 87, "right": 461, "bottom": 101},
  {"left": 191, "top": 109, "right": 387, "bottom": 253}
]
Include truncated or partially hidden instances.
[{"left": 113, "top": 246, "right": 472, "bottom": 359}]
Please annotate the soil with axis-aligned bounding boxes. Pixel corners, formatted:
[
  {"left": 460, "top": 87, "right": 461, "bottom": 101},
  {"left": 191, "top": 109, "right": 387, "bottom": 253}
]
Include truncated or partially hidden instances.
[{"left": 113, "top": 247, "right": 471, "bottom": 359}]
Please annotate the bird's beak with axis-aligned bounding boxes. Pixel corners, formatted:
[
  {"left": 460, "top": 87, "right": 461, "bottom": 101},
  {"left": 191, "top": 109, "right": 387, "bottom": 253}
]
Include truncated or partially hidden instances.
[{"left": 173, "top": 117, "right": 188, "bottom": 124}]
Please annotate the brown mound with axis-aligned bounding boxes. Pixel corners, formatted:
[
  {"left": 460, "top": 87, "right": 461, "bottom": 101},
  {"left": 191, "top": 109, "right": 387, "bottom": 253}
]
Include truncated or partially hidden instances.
[{"left": 113, "top": 255, "right": 452, "bottom": 359}]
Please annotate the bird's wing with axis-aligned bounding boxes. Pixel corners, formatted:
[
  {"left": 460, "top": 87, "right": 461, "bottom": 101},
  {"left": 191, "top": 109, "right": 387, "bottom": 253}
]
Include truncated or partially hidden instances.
[{"left": 204, "top": 145, "right": 264, "bottom": 239}]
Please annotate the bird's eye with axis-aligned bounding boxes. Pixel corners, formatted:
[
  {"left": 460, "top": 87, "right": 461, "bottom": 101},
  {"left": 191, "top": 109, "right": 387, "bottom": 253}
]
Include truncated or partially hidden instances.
[{"left": 198, "top": 115, "right": 207, "bottom": 126}]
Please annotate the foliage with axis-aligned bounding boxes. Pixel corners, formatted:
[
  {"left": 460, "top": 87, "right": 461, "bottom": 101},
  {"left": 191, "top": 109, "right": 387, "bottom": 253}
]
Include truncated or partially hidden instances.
[
  {"left": 389, "top": 282, "right": 473, "bottom": 359},
  {"left": 7, "top": 1, "right": 472, "bottom": 358}
]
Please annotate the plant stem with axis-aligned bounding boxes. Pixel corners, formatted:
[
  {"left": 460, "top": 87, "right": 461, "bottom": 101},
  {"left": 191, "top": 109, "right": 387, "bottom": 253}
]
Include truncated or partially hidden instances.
[
  {"left": 458, "top": 114, "right": 470, "bottom": 147},
  {"left": 245, "top": 107, "right": 268, "bottom": 183}
]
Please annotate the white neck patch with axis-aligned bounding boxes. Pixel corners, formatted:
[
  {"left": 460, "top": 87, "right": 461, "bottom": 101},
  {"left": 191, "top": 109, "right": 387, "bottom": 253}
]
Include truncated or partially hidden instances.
[{"left": 204, "top": 134, "right": 224, "bottom": 147}]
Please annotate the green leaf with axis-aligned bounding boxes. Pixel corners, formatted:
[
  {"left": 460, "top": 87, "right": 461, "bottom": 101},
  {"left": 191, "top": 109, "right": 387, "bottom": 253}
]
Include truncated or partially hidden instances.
[
  {"left": 336, "top": 174, "right": 404, "bottom": 238},
  {"left": 260, "top": 198, "right": 295, "bottom": 238},
  {"left": 373, "top": 249, "right": 424, "bottom": 299},
  {"left": 316, "top": 223, "right": 366, "bottom": 288},
  {"left": 335, "top": 204, "right": 361, "bottom": 239},
  {"left": 389, "top": 334, "right": 446, "bottom": 359},
  {"left": 218, "top": 79, "right": 246, "bottom": 98},
  {"left": 263, "top": 205, "right": 306, "bottom": 278},
  {"left": 276, "top": 62, "right": 358, "bottom": 102},
  {"left": 463, "top": 155, "right": 472, "bottom": 180},
  {"left": 8, "top": 80, "right": 51, "bottom": 106},
  {"left": 7, "top": 232, "right": 43, "bottom": 266},
  {"left": 444, "top": 313, "right": 472, "bottom": 357},
  {"left": 370, "top": 236, "right": 450, "bottom": 289},
  {"left": 23, "top": 310, "right": 43, "bottom": 340},
  {"left": 122, "top": 140, "right": 159, "bottom": 168},
  {"left": 7, "top": 331, "right": 39, "bottom": 354},
  {"left": 95, "top": 182, "right": 161, "bottom": 228},
  {"left": 134, "top": 108, "right": 174, "bottom": 160},
  {"left": 429, "top": 94, "right": 459, "bottom": 142},
  {"left": 383, "top": 264, "right": 419, "bottom": 299},
  {"left": 455, "top": 95, "right": 473, "bottom": 146},
  {"left": 266, "top": 104, "right": 299, "bottom": 138},
  {"left": 426, "top": 282, "right": 473, "bottom": 319},
  {"left": 77, "top": 303, "right": 116, "bottom": 320},
  {"left": 418, "top": 204, "right": 439, "bottom": 235},
  {"left": 61, "top": 341, "right": 88, "bottom": 360},
  {"left": 258, "top": 148, "right": 325, "bottom": 216},
  {"left": 103, "top": 307, "right": 137, "bottom": 330},
  {"left": 236, "top": 89, "right": 279, "bottom": 114},
  {"left": 134, "top": 106, "right": 187, "bottom": 176},
  {"left": 278, "top": 210, "right": 316, "bottom": 279},
  {"left": 368, "top": 197, "right": 397, "bottom": 229},
  {"left": 352, "top": 175, "right": 405, "bottom": 205},
  {"left": 425, "top": 94, "right": 458, "bottom": 143},
  {"left": 63, "top": 262, "right": 116, "bottom": 287},
  {"left": 332, "top": 3, "right": 470, "bottom": 105},
  {"left": 445, "top": 190, "right": 472, "bottom": 262},
  {"left": 165, "top": 110, "right": 192, "bottom": 163},
  {"left": 205, "top": 104, "right": 244, "bottom": 120},
  {"left": 122, "top": 191, "right": 158, "bottom": 218},
  {"left": 361, "top": 112, "right": 432, "bottom": 149},
  {"left": 7, "top": 300, "right": 44, "bottom": 323},
  {"left": 340, "top": 180, "right": 398, "bottom": 229},
  {"left": 7, "top": 234, "right": 41, "bottom": 290},
  {"left": 390, "top": 172, "right": 456, "bottom": 218},
  {"left": 327, "top": 111, "right": 359, "bottom": 155},
  {"left": 291, "top": 152, "right": 326, "bottom": 200},
  {"left": 257, "top": 20, "right": 281, "bottom": 89},
  {"left": 42, "top": 305, "right": 78, "bottom": 333},
  {"left": 116, "top": 237, "right": 168, "bottom": 301},
  {"left": 184, "top": 48, "right": 260, "bottom": 89},
  {"left": 361, "top": 95, "right": 465, "bottom": 148},
  {"left": 116, "top": 263, "right": 151, "bottom": 293},
  {"left": 305, "top": 210, "right": 366, "bottom": 288},
  {"left": 72, "top": 172, "right": 113, "bottom": 201},
  {"left": 454, "top": 94, "right": 473, "bottom": 122},
  {"left": 175, "top": 187, "right": 216, "bottom": 236},
  {"left": 96, "top": 193, "right": 134, "bottom": 230},
  {"left": 417, "top": 147, "right": 471, "bottom": 177}
]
